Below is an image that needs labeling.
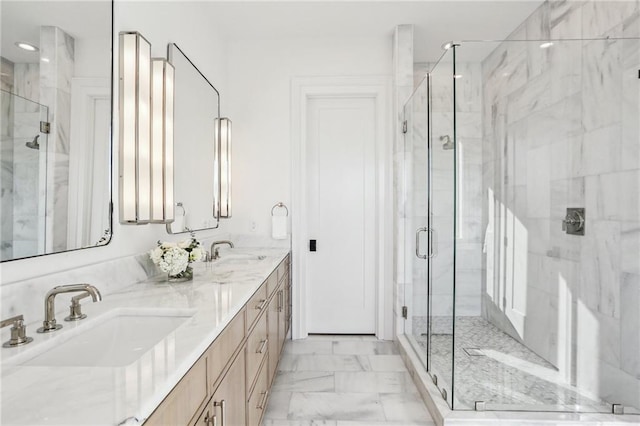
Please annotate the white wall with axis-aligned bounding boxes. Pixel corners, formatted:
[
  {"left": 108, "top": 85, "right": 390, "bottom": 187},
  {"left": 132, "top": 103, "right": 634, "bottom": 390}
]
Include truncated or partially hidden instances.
[
  {"left": 224, "top": 36, "right": 392, "bottom": 237},
  {"left": 1, "top": 1, "right": 228, "bottom": 285}
]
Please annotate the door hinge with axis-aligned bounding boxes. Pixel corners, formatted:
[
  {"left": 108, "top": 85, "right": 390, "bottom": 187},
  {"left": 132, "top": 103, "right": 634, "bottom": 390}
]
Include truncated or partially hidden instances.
[
  {"left": 40, "top": 121, "right": 50, "bottom": 134},
  {"left": 402, "top": 120, "right": 408, "bottom": 134},
  {"left": 402, "top": 306, "right": 408, "bottom": 319}
]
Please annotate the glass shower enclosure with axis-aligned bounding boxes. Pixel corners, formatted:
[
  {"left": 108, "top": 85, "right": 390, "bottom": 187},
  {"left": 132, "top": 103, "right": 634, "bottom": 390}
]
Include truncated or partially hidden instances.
[{"left": 403, "top": 37, "right": 640, "bottom": 415}]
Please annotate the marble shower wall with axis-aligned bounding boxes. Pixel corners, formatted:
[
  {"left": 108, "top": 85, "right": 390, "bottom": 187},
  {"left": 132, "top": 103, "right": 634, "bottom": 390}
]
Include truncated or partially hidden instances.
[
  {"left": 40, "top": 26, "right": 74, "bottom": 253},
  {"left": 0, "top": 58, "right": 43, "bottom": 260},
  {"left": 1, "top": 58, "right": 15, "bottom": 260},
  {"left": 480, "top": 0, "right": 640, "bottom": 410}
]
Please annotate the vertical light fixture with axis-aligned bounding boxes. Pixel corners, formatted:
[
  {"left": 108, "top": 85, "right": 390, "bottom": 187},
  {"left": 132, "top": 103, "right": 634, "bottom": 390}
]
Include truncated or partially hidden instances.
[
  {"left": 151, "top": 58, "right": 175, "bottom": 223},
  {"left": 215, "top": 117, "right": 232, "bottom": 218},
  {"left": 119, "top": 31, "right": 151, "bottom": 224}
]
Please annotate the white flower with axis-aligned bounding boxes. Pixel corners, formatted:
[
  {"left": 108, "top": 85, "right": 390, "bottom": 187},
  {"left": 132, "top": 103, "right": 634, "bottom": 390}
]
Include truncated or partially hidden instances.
[
  {"left": 149, "top": 247, "right": 164, "bottom": 264},
  {"left": 157, "top": 247, "right": 189, "bottom": 275},
  {"left": 178, "top": 239, "right": 191, "bottom": 249},
  {"left": 161, "top": 241, "right": 177, "bottom": 249},
  {"left": 190, "top": 247, "right": 203, "bottom": 262}
]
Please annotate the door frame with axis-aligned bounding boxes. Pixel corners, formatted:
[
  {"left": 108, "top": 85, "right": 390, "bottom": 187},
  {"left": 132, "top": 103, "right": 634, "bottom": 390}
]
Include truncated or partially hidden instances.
[{"left": 291, "top": 76, "right": 392, "bottom": 340}]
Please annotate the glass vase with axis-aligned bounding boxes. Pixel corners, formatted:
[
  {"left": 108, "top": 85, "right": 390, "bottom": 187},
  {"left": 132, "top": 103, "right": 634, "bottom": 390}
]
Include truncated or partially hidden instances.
[{"left": 168, "top": 265, "right": 193, "bottom": 283}]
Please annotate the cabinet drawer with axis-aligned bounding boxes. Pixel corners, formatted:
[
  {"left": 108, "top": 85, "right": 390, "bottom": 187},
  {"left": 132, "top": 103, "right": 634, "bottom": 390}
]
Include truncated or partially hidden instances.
[
  {"left": 247, "top": 359, "right": 269, "bottom": 426},
  {"left": 209, "top": 309, "right": 245, "bottom": 391},
  {"left": 246, "top": 310, "right": 268, "bottom": 394},
  {"left": 246, "top": 283, "right": 268, "bottom": 331}
]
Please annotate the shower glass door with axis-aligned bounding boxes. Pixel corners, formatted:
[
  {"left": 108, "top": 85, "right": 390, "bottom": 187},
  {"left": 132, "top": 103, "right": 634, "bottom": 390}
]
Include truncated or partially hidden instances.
[
  {"left": 403, "top": 76, "right": 429, "bottom": 369},
  {"left": 402, "top": 48, "right": 456, "bottom": 408},
  {"left": 427, "top": 48, "right": 456, "bottom": 407},
  {"left": 0, "top": 89, "right": 49, "bottom": 260}
]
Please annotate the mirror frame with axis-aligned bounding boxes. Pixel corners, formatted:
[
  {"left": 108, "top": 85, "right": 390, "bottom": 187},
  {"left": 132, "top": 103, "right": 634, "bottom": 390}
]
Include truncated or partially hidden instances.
[
  {"left": 165, "top": 43, "right": 220, "bottom": 235},
  {"left": 1, "top": 0, "right": 114, "bottom": 262}
]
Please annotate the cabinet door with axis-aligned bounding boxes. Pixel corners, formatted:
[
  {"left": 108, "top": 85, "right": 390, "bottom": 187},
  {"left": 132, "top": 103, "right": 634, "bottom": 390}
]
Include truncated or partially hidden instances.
[
  {"left": 211, "top": 350, "right": 246, "bottom": 426},
  {"left": 277, "top": 288, "right": 286, "bottom": 352},
  {"left": 267, "top": 282, "right": 281, "bottom": 385}
]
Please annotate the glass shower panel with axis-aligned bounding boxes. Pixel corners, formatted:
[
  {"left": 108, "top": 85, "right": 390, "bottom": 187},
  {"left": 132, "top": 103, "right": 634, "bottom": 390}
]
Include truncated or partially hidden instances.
[
  {"left": 428, "top": 49, "right": 456, "bottom": 407},
  {"left": 0, "top": 90, "right": 48, "bottom": 261},
  {"left": 452, "top": 37, "right": 640, "bottom": 414},
  {"left": 403, "top": 77, "right": 430, "bottom": 370}
]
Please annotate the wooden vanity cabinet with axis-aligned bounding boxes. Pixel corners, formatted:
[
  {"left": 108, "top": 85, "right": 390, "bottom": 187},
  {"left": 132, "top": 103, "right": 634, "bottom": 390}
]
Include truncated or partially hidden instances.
[{"left": 144, "top": 253, "right": 290, "bottom": 426}]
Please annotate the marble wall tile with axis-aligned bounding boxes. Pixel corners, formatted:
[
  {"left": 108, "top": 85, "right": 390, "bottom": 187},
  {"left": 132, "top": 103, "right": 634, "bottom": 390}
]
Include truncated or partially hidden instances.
[
  {"left": 620, "top": 272, "right": 640, "bottom": 378},
  {"left": 550, "top": 0, "right": 584, "bottom": 38},
  {"left": 582, "top": 0, "right": 639, "bottom": 37},
  {"left": 582, "top": 39, "right": 623, "bottom": 132}
]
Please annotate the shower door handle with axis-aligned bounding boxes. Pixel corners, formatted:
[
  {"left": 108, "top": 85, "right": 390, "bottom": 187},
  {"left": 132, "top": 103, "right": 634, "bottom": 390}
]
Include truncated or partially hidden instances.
[{"left": 416, "top": 227, "right": 428, "bottom": 259}]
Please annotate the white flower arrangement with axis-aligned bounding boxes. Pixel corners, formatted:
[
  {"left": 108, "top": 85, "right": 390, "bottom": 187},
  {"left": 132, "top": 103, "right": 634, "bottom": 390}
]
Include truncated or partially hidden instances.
[{"left": 150, "top": 230, "right": 203, "bottom": 277}]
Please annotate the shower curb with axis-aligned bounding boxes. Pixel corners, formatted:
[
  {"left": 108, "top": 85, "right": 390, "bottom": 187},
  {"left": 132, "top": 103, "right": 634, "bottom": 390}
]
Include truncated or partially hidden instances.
[{"left": 395, "top": 334, "right": 640, "bottom": 426}]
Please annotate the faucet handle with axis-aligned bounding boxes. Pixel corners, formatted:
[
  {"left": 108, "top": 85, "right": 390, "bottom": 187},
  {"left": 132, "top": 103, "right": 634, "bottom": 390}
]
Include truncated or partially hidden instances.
[
  {"left": 64, "top": 292, "right": 91, "bottom": 321},
  {"left": 1, "top": 314, "right": 34, "bottom": 348}
]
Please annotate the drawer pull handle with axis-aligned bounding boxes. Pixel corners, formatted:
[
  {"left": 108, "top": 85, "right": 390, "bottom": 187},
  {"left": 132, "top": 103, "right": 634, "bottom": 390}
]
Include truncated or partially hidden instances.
[
  {"left": 213, "top": 400, "right": 226, "bottom": 426},
  {"left": 203, "top": 412, "right": 215, "bottom": 426},
  {"left": 257, "top": 339, "right": 268, "bottom": 354},
  {"left": 257, "top": 390, "right": 269, "bottom": 410},
  {"left": 256, "top": 299, "right": 267, "bottom": 311}
]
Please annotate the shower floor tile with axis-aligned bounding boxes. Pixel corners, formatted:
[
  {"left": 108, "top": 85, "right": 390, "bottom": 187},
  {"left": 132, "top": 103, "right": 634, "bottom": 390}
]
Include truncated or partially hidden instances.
[{"left": 411, "top": 316, "right": 612, "bottom": 412}]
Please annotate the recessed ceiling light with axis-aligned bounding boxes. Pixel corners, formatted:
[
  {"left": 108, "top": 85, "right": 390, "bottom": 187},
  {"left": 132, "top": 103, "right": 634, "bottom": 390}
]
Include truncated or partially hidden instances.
[
  {"left": 15, "top": 41, "right": 39, "bottom": 52},
  {"left": 539, "top": 42, "right": 554, "bottom": 49}
]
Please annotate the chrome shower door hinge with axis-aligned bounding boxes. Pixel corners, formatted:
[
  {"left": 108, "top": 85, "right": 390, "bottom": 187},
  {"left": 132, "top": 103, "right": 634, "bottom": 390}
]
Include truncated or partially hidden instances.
[
  {"left": 402, "top": 306, "right": 408, "bottom": 319},
  {"left": 40, "top": 121, "right": 50, "bottom": 134}
]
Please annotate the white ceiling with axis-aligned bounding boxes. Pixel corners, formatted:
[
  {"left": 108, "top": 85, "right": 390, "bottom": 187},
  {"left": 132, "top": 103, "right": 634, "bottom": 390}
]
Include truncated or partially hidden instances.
[
  {"left": 1, "top": 1, "right": 543, "bottom": 65},
  {"left": 1, "top": 1, "right": 111, "bottom": 63},
  {"left": 205, "top": 1, "right": 544, "bottom": 62}
]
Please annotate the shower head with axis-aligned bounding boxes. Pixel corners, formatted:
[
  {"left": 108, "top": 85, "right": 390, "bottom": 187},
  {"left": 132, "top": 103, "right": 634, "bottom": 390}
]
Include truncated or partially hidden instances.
[
  {"left": 25, "top": 135, "right": 40, "bottom": 150},
  {"left": 440, "top": 135, "right": 454, "bottom": 150}
]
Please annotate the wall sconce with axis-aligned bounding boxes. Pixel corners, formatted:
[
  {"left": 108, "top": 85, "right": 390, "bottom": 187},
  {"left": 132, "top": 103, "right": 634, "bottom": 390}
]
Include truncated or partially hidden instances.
[
  {"left": 215, "top": 117, "right": 232, "bottom": 218},
  {"left": 151, "top": 58, "right": 175, "bottom": 223},
  {"left": 119, "top": 31, "right": 175, "bottom": 224},
  {"left": 119, "top": 31, "right": 151, "bottom": 224}
]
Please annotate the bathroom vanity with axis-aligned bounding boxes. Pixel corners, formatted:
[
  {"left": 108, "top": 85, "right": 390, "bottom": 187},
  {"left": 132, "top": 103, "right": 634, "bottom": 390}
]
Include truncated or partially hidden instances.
[{"left": 0, "top": 248, "right": 291, "bottom": 426}]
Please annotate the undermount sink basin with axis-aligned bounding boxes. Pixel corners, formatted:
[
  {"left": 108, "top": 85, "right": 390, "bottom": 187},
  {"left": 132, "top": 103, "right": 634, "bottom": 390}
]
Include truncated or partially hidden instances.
[{"left": 23, "top": 308, "right": 194, "bottom": 368}]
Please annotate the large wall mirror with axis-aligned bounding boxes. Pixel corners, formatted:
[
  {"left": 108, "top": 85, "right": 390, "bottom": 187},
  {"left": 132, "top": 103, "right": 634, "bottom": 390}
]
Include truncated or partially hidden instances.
[
  {"left": 166, "top": 43, "right": 219, "bottom": 234},
  {"left": 0, "top": 1, "right": 113, "bottom": 261}
]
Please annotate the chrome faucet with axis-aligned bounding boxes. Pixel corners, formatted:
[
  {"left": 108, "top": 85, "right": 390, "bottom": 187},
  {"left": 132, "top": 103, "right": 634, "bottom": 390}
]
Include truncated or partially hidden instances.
[
  {"left": 210, "top": 240, "right": 234, "bottom": 261},
  {"left": 37, "top": 284, "right": 102, "bottom": 333}
]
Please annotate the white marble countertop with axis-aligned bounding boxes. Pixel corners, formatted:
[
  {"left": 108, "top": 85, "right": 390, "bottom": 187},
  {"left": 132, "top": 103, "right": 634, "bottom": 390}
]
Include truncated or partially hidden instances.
[{"left": 0, "top": 247, "right": 289, "bottom": 426}]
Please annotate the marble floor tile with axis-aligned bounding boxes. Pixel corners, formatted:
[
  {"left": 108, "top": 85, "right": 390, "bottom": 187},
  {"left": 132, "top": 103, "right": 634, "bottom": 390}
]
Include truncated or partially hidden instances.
[
  {"left": 379, "top": 392, "right": 432, "bottom": 423},
  {"left": 306, "top": 334, "right": 378, "bottom": 341},
  {"left": 272, "top": 371, "right": 335, "bottom": 393},
  {"left": 264, "top": 391, "right": 292, "bottom": 420},
  {"left": 287, "top": 392, "right": 386, "bottom": 421},
  {"left": 263, "top": 421, "right": 337, "bottom": 426},
  {"left": 279, "top": 354, "right": 371, "bottom": 372},
  {"left": 284, "top": 340, "right": 334, "bottom": 355},
  {"left": 334, "top": 371, "right": 414, "bottom": 393},
  {"left": 264, "top": 337, "right": 434, "bottom": 426},
  {"left": 337, "top": 421, "right": 434, "bottom": 426},
  {"left": 333, "top": 341, "right": 399, "bottom": 355},
  {"left": 364, "top": 355, "right": 408, "bottom": 372}
]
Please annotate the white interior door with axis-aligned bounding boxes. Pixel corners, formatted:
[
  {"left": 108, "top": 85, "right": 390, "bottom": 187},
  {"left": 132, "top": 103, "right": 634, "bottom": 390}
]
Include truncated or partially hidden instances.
[{"left": 306, "top": 95, "right": 376, "bottom": 334}]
